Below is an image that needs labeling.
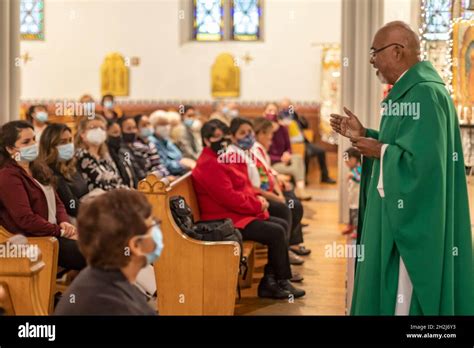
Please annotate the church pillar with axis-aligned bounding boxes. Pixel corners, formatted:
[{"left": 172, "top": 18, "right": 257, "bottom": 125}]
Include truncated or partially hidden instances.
[
  {"left": 340, "top": 0, "right": 385, "bottom": 315},
  {"left": 338, "top": 0, "right": 384, "bottom": 224},
  {"left": 0, "top": 0, "right": 21, "bottom": 124}
]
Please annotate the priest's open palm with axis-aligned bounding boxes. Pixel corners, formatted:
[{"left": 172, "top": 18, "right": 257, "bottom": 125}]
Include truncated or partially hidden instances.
[{"left": 330, "top": 107, "right": 365, "bottom": 138}]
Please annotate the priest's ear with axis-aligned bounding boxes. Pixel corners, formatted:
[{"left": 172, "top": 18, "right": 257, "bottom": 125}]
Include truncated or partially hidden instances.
[{"left": 394, "top": 45, "right": 404, "bottom": 61}]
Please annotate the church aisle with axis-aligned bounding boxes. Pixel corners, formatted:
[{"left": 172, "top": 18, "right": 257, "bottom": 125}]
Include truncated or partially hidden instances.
[{"left": 235, "top": 154, "right": 347, "bottom": 315}]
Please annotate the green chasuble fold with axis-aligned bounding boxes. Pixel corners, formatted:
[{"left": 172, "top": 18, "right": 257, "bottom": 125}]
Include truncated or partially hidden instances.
[{"left": 351, "top": 61, "right": 474, "bottom": 315}]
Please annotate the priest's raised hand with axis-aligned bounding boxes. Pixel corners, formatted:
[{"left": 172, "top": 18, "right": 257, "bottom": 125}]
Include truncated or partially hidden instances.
[{"left": 330, "top": 107, "right": 365, "bottom": 138}]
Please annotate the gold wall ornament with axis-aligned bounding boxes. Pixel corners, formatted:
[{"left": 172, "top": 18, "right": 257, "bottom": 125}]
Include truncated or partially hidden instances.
[
  {"left": 20, "top": 52, "right": 33, "bottom": 65},
  {"left": 101, "top": 52, "right": 129, "bottom": 96},
  {"left": 211, "top": 53, "right": 240, "bottom": 98}
]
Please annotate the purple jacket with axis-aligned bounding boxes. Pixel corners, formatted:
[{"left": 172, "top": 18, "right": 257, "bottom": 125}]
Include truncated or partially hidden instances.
[{"left": 268, "top": 125, "right": 292, "bottom": 164}]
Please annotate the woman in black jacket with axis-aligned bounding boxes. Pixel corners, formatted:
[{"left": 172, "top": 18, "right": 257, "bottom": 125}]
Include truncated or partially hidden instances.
[
  {"left": 38, "top": 123, "right": 89, "bottom": 218},
  {"left": 106, "top": 120, "right": 143, "bottom": 188}
]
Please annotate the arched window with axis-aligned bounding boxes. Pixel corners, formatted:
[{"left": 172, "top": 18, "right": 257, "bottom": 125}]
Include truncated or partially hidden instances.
[{"left": 20, "top": 0, "right": 44, "bottom": 40}]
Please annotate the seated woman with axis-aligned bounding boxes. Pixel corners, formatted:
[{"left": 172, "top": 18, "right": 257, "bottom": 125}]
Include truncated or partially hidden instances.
[
  {"left": 264, "top": 103, "right": 311, "bottom": 201},
  {"left": 38, "top": 123, "right": 89, "bottom": 219},
  {"left": 170, "top": 105, "right": 203, "bottom": 161},
  {"left": 100, "top": 94, "right": 121, "bottom": 120},
  {"left": 192, "top": 119, "right": 305, "bottom": 299},
  {"left": 0, "top": 121, "right": 85, "bottom": 270},
  {"left": 228, "top": 117, "right": 309, "bottom": 270},
  {"left": 26, "top": 104, "right": 49, "bottom": 140},
  {"left": 106, "top": 120, "right": 142, "bottom": 188},
  {"left": 252, "top": 117, "right": 312, "bottom": 257},
  {"left": 75, "top": 115, "right": 126, "bottom": 191},
  {"left": 147, "top": 110, "right": 195, "bottom": 176},
  {"left": 119, "top": 116, "right": 170, "bottom": 179},
  {"left": 54, "top": 189, "right": 161, "bottom": 315}
]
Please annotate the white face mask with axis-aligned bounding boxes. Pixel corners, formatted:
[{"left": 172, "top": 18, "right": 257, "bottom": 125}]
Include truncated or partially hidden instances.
[
  {"left": 191, "top": 119, "right": 202, "bottom": 132},
  {"left": 155, "top": 125, "right": 171, "bottom": 138},
  {"left": 86, "top": 128, "right": 107, "bottom": 146}
]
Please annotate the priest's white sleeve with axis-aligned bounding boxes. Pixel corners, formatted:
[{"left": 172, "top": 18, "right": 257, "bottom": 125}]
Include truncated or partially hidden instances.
[{"left": 377, "top": 144, "right": 389, "bottom": 198}]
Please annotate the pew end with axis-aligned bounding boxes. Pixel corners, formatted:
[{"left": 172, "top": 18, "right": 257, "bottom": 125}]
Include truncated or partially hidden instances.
[
  {"left": 0, "top": 239, "right": 48, "bottom": 315},
  {"left": 139, "top": 172, "right": 241, "bottom": 315},
  {"left": 0, "top": 226, "right": 59, "bottom": 314}
]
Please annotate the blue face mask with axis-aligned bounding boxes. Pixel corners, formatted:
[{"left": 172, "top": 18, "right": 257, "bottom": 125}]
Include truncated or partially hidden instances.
[
  {"left": 35, "top": 111, "right": 48, "bottom": 123},
  {"left": 57, "top": 143, "right": 75, "bottom": 161},
  {"left": 237, "top": 133, "right": 255, "bottom": 150},
  {"left": 140, "top": 127, "right": 153, "bottom": 138},
  {"left": 146, "top": 225, "right": 164, "bottom": 264},
  {"left": 184, "top": 118, "right": 194, "bottom": 127},
  {"left": 103, "top": 100, "right": 113, "bottom": 109},
  {"left": 18, "top": 144, "right": 39, "bottom": 162}
]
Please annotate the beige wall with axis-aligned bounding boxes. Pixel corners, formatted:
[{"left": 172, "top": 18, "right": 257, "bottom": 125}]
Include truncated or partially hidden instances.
[{"left": 20, "top": 0, "right": 342, "bottom": 102}]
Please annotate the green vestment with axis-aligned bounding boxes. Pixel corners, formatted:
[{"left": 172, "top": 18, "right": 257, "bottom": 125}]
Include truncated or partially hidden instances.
[{"left": 351, "top": 61, "right": 474, "bottom": 315}]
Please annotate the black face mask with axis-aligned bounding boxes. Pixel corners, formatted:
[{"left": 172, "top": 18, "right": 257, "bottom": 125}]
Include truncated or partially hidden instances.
[
  {"left": 122, "top": 132, "right": 137, "bottom": 143},
  {"left": 107, "top": 135, "right": 122, "bottom": 149},
  {"left": 209, "top": 138, "right": 229, "bottom": 155}
]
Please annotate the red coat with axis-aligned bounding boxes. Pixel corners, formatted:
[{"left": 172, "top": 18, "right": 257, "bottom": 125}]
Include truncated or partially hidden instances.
[
  {"left": 192, "top": 147, "right": 269, "bottom": 229},
  {"left": 0, "top": 161, "right": 69, "bottom": 237}
]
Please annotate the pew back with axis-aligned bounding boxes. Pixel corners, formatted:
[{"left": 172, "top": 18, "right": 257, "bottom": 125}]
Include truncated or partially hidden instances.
[{"left": 0, "top": 245, "right": 47, "bottom": 315}]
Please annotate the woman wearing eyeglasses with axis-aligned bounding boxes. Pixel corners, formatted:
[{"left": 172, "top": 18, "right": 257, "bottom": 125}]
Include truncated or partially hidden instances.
[{"left": 75, "top": 115, "right": 127, "bottom": 191}]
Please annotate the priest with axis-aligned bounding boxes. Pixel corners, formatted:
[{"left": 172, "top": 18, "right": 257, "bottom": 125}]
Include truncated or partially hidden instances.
[{"left": 330, "top": 21, "right": 474, "bottom": 315}]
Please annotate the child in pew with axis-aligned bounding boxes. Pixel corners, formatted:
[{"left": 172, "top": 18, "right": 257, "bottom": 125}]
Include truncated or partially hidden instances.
[
  {"left": 54, "top": 189, "right": 161, "bottom": 316},
  {"left": 342, "top": 147, "right": 361, "bottom": 239},
  {"left": 0, "top": 121, "right": 86, "bottom": 271}
]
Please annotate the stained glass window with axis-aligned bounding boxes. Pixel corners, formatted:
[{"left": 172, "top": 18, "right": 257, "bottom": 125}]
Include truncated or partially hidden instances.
[
  {"left": 20, "top": 0, "right": 44, "bottom": 40},
  {"left": 232, "top": 0, "right": 261, "bottom": 41},
  {"left": 194, "top": 0, "right": 223, "bottom": 41},
  {"left": 463, "top": 0, "right": 474, "bottom": 19},
  {"left": 423, "top": 0, "right": 452, "bottom": 41}
]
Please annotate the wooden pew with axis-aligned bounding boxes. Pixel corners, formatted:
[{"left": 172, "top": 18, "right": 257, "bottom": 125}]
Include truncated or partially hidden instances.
[
  {"left": 138, "top": 172, "right": 255, "bottom": 315},
  {"left": 0, "top": 238, "right": 48, "bottom": 315},
  {"left": 0, "top": 227, "right": 59, "bottom": 314}
]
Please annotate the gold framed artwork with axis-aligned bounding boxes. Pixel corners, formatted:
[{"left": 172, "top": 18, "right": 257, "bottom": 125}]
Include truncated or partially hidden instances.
[
  {"left": 101, "top": 53, "right": 129, "bottom": 97},
  {"left": 211, "top": 53, "right": 240, "bottom": 98}
]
